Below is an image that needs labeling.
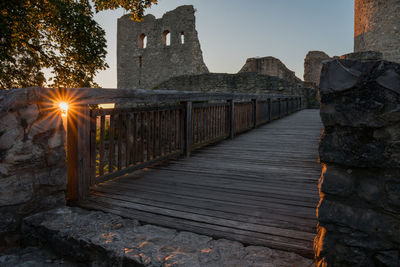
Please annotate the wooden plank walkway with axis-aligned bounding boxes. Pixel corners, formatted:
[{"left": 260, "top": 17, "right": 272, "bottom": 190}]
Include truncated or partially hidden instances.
[{"left": 80, "top": 109, "right": 323, "bottom": 258}]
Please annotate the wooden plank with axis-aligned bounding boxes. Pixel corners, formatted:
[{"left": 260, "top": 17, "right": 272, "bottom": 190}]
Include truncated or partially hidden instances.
[
  {"left": 79, "top": 198, "right": 314, "bottom": 258},
  {"left": 117, "top": 113, "right": 122, "bottom": 171},
  {"left": 146, "top": 111, "right": 151, "bottom": 161},
  {"left": 229, "top": 100, "right": 234, "bottom": 139},
  {"left": 99, "top": 116, "right": 106, "bottom": 177},
  {"left": 91, "top": 185, "right": 315, "bottom": 232},
  {"left": 183, "top": 102, "right": 192, "bottom": 157},
  {"left": 125, "top": 114, "right": 131, "bottom": 167},
  {"left": 77, "top": 105, "right": 91, "bottom": 200},
  {"left": 132, "top": 113, "right": 137, "bottom": 165},
  {"left": 89, "top": 110, "right": 97, "bottom": 186},
  {"left": 88, "top": 193, "right": 314, "bottom": 241}
]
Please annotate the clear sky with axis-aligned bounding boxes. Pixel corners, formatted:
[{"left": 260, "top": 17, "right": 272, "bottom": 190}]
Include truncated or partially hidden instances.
[{"left": 93, "top": 0, "right": 355, "bottom": 88}]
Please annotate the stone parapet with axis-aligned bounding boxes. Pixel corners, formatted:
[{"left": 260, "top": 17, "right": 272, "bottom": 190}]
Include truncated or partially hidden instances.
[{"left": 316, "top": 59, "right": 400, "bottom": 266}]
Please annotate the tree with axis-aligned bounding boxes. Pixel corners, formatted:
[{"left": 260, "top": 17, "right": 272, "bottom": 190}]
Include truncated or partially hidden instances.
[{"left": 0, "top": 0, "right": 157, "bottom": 89}]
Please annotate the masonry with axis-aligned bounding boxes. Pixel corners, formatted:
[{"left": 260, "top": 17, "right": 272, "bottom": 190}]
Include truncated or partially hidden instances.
[
  {"left": 354, "top": 0, "right": 400, "bottom": 63},
  {"left": 239, "top": 56, "right": 302, "bottom": 84},
  {"left": 315, "top": 58, "right": 400, "bottom": 266},
  {"left": 156, "top": 72, "right": 318, "bottom": 108},
  {"left": 0, "top": 88, "right": 67, "bottom": 250},
  {"left": 117, "top": 5, "right": 209, "bottom": 89}
]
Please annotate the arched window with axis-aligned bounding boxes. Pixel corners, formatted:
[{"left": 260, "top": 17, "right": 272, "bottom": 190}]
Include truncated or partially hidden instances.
[
  {"left": 163, "top": 30, "right": 171, "bottom": 46},
  {"left": 139, "top": 33, "right": 147, "bottom": 48},
  {"left": 180, "top": 32, "right": 185, "bottom": 44}
]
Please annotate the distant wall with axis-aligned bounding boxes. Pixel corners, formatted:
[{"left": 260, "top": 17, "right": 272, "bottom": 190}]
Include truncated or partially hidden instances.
[
  {"left": 304, "top": 51, "right": 332, "bottom": 88},
  {"left": 0, "top": 88, "right": 66, "bottom": 250},
  {"left": 315, "top": 59, "right": 400, "bottom": 266},
  {"left": 354, "top": 0, "right": 400, "bottom": 63},
  {"left": 239, "top": 57, "right": 302, "bottom": 84},
  {"left": 157, "top": 72, "right": 318, "bottom": 108},
  {"left": 117, "top": 5, "right": 208, "bottom": 89}
]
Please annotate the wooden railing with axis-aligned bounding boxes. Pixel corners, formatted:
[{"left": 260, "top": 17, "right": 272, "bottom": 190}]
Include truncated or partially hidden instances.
[{"left": 64, "top": 89, "right": 304, "bottom": 203}]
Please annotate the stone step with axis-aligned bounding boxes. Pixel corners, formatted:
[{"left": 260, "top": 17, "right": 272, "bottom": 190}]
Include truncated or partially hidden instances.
[{"left": 21, "top": 207, "right": 314, "bottom": 267}]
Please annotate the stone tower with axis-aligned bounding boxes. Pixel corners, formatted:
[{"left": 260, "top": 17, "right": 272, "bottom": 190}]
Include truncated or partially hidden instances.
[
  {"left": 354, "top": 0, "right": 400, "bottom": 63},
  {"left": 117, "top": 5, "right": 209, "bottom": 89}
]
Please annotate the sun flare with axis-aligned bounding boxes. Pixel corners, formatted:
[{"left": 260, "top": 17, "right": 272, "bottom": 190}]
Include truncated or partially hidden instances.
[{"left": 59, "top": 101, "right": 69, "bottom": 117}]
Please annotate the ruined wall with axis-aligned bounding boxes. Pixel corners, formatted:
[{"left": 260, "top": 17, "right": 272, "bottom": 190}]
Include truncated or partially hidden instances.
[
  {"left": 117, "top": 5, "right": 209, "bottom": 89},
  {"left": 0, "top": 88, "right": 66, "bottom": 250},
  {"left": 315, "top": 59, "right": 400, "bottom": 266},
  {"left": 239, "top": 57, "right": 302, "bottom": 84},
  {"left": 304, "top": 51, "right": 332, "bottom": 88},
  {"left": 157, "top": 72, "right": 303, "bottom": 95},
  {"left": 355, "top": 0, "right": 400, "bottom": 63},
  {"left": 157, "top": 72, "right": 318, "bottom": 108}
]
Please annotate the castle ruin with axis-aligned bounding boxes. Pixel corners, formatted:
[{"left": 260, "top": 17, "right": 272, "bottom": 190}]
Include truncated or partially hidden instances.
[
  {"left": 117, "top": 5, "right": 209, "bottom": 89},
  {"left": 354, "top": 0, "right": 400, "bottom": 63},
  {"left": 239, "top": 57, "right": 302, "bottom": 84}
]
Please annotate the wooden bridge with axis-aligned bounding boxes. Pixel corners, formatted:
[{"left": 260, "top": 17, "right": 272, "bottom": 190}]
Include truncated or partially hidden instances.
[{"left": 64, "top": 89, "right": 321, "bottom": 258}]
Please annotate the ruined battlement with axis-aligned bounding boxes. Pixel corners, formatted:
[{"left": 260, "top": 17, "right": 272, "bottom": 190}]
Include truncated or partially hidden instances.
[{"left": 117, "top": 5, "right": 209, "bottom": 89}]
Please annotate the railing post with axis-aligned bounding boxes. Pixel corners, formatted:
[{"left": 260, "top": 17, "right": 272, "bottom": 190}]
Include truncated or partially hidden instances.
[
  {"left": 228, "top": 99, "right": 235, "bottom": 139},
  {"left": 182, "top": 101, "right": 192, "bottom": 157},
  {"left": 252, "top": 99, "right": 257, "bottom": 128},
  {"left": 67, "top": 104, "right": 90, "bottom": 204},
  {"left": 268, "top": 98, "right": 272, "bottom": 122}
]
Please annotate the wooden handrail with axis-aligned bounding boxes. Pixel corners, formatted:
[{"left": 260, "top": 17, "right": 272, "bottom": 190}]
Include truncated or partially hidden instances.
[{"left": 65, "top": 90, "right": 304, "bottom": 204}]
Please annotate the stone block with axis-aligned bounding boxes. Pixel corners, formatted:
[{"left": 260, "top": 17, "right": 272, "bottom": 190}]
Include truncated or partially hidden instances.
[
  {"left": 0, "top": 127, "right": 23, "bottom": 150},
  {"left": 319, "top": 60, "right": 400, "bottom": 128},
  {"left": 0, "top": 112, "right": 19, "bottom": 133},
  {"left": 0, "top": 174, "right": 33, "bottom": 206},
  {"left": 318, "top": 200, "right": 400, "bottom": 244},
  {"left": 320, "top": 165, "right": 354, "bottom": 197},
  {"left": 18, "top": 104, "right": 39, "bottom": 125}
]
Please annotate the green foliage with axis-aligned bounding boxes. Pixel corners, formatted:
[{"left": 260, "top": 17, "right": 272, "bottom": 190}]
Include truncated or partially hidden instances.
[
  {"left": 0, "top": 0, "right": 157, "bottom": 89},
  {"left": 93, "top": 0, "right": 158, "bottom": 21}
]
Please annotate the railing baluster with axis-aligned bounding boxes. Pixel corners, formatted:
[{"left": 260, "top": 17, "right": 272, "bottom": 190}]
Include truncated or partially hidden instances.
[
  {"left": 152, "top": 111, "right": 156, "bottom": 159},
  {"left": 146, "top": 112, "right": 150, "bottom": 161},
  {"left": 183, "top": 101, "right": 192, "bottom": 157},
  {"left": 99, "top": 115, "right": 105, "bottom": 177},
  {"left": 117, "top": 113, "right": 122, "bottom": 171},
  {"left": 126, "top": 114, "right": 131, "bottom": 167},
  {"left": 108, "top": 114, "right": 115, "bottom": 173}
]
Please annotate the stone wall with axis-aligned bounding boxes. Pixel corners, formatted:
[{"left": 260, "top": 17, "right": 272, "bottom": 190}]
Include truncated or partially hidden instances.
[
  {"left": 354, "top": 0, "right": 400, "bottom": 63},
  {"left": 0, "top": 88, "right": 66, "bottom": 250},
  {"left": 117, "top": 5, "right": 209, "bottom": 89},
  {"left": 315, "top": 59, "right": 400, "bottom": 266},
  {"left": 239, "top": 56, "right": 302, "bottom": 84},
  {"left": 156, "top": 72, "right": 318, "bottom": 108},
  {"left": 304, "top": 51, "right": 333, "bottom": 88}
]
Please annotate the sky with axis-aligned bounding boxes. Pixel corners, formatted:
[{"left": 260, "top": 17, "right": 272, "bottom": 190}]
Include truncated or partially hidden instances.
[{"left": 93, "top": 0, "right": 354, "bottom": 88}]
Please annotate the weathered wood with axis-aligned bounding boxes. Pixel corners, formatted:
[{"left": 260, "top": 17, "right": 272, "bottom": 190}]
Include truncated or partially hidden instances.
[
  {"left": 117, "top": 114, "right": 122, "bottom": 171},
  {"left": 99, "top": 115, "right": 105, "bottom": 177},
  {"left": 132, "top": 113, "right": 137, "bottom": 165},
  {"left": 125, "top": 114, "right": 131, "bottom": 167},
  {"left": 67, "top": 105, "right": 79, "bottom": 203},
  {"left": 89, "top": 110, "right": 97, "bottom": 186},
  {"left": 183, "top": 101, "right": 192, "bottom": 157},
  {"left": 80, "top": 110, "right": 321, "bottom": 256},
  {"left": 77, "top": 105, "right": 91, "bottom": 200},
  {"left": 229, "top": 100, "right": 234, "bottom": 139},
  {"left": 108, "top": 114, "right": 115, "bottom": 174}
]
